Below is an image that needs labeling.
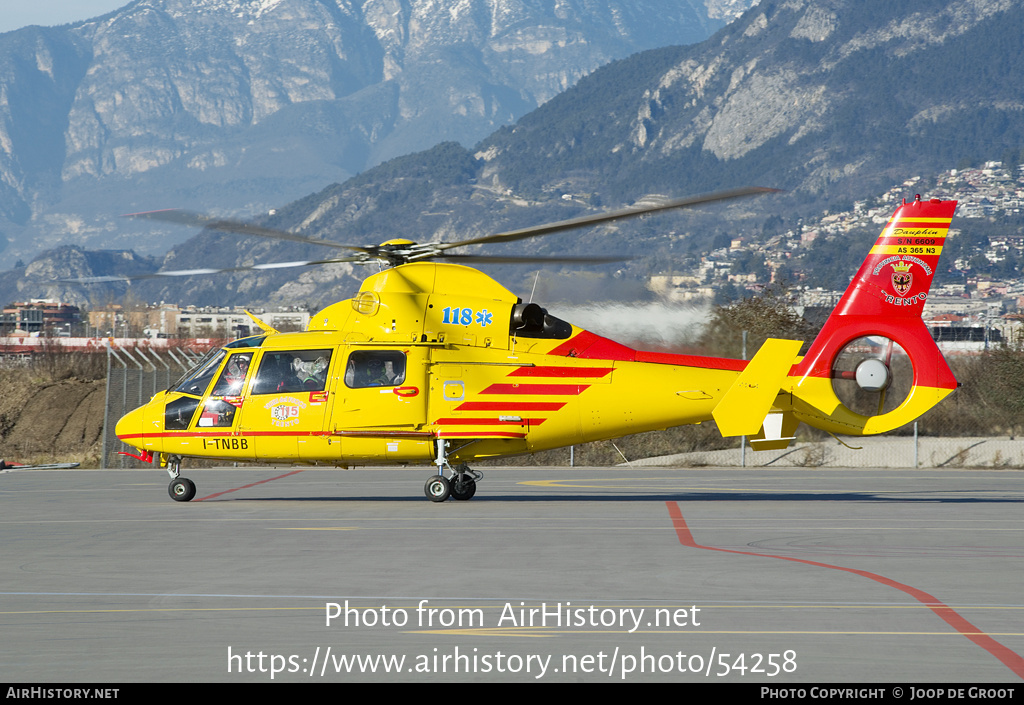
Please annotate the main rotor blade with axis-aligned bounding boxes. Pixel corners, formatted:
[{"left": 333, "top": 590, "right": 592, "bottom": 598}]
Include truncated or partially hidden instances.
[
  {"left": 437, "top": 186, "right": 781, "bottom": 251},
  {"left": 59, "top": 256, "right": 366, "bottom": 284},
  {"left": 123, "top": 210, "right": 376, "bottom": 254}
]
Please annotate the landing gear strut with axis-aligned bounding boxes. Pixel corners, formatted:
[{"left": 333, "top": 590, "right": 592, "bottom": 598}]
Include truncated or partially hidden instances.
[
  {"left": 163, "top": 455, "right": 197, "bottom": 502},
  {"left": 426, "top": 440, "right": 483, "bottom": 502}
]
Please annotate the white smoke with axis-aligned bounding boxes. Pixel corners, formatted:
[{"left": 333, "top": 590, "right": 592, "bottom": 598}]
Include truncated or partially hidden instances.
[{"left": 546, "top": 301, "right": 712, "bottom": 349}]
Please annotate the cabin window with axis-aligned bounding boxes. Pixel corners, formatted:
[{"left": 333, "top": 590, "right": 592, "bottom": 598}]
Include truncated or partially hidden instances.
[
  {"left": 251, "top": 350, "right": 332, "bottom": 395},
  {"left": 210, "top": 352, "right": 253, "bottom": 396},
  {"left": 345, "top": 350, "right": 407, "bottom": 388}
]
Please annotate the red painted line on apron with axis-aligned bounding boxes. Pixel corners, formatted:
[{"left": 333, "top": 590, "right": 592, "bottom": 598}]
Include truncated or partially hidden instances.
[
  {"left": 665, "top": 502, "right": 1024, "bottom": 679},
  {"left": 197, "top": 469, "right": 306, "bottom": 501}
]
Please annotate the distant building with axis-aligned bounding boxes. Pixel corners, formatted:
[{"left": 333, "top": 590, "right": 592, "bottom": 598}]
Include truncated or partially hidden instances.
[
  {"left": 647, "top": 274, "right": 714, "bottom": 302},
  {"left": 929, "top": 325, "right": 1002, "bottom": 344},
  {"left": 88, "top": 303, "right": 310, "bottom": 338},
  {"left": 1, "top": 300, "right": 81, "bottom": 336},
  {"left": 175, "top": 307, "right": 308, "bottom": 338}
]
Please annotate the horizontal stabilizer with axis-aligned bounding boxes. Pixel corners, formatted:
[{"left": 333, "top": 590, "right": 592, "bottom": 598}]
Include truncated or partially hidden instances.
[{"left": 712, "top": 338, "right": 802, "bottom": 437}]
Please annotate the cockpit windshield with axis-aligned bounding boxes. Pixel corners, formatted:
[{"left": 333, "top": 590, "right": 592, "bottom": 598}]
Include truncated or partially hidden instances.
[
  {"left": 226, "top": 335, "right": 267, "bottom": 349},
  {"left": 173, "top": 350, "right": 226, "bottom": 396},
  {"left": 170, "top": 348, "right": 216, "bottom": 391}
]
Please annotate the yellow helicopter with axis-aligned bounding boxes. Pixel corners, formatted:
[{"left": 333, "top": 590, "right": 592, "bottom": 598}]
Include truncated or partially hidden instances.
[{"left": 105, "top": 189, "right": 958, "bottom": 502}]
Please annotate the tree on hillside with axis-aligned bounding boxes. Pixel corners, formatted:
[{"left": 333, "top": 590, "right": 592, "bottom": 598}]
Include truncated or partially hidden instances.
[
  {"left": 698, "top": 290, "right": 819, "bottom": 359},
  {"left": 964, "top": 345, "right": 1024, "bottom": 437}
]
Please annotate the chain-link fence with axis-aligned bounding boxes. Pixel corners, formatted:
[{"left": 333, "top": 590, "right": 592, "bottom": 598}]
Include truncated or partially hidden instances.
[
  {"left": 102, "top": 343, "right": 207, "bottom": 468},
  {"left": 624, "top": 427, "right": 1024, "bottom": 469}
]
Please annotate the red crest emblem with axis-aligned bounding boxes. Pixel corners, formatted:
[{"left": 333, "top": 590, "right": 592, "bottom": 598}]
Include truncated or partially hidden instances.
[{"left": 890, "top": 261, "right": 913, "bottom": 296}]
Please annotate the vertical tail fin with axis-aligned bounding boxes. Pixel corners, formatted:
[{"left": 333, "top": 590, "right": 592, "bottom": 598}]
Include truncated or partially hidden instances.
[{"left": 785, "top": 196, "right": 958, "bottom": 435}]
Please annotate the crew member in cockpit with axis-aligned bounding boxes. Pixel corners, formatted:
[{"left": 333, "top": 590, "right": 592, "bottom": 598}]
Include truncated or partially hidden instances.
[
  {"left": 213, "top": 353, "right": 251, "bottom": 395},
  {"left": 363, "top": 358, "right": 391, "bottom": 387}
]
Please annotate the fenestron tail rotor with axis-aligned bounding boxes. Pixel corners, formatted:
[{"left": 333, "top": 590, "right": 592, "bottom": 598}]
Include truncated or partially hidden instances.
[
  {"left": 63, "top": 186, "right": 779, "bottom": 283},
  {"left": 830, "top": 336, "right": 913, "bottom": 417}
]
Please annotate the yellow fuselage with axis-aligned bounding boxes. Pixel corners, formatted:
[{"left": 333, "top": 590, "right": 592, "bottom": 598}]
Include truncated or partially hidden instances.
[{"left": 115, "top": 263, "right": 744, "bottom": 466}]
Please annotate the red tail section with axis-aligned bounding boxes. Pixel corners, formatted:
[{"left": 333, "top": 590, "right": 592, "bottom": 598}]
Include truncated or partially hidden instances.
[{"left": 787, "top": 196, "right": 958, "bottom": 435}]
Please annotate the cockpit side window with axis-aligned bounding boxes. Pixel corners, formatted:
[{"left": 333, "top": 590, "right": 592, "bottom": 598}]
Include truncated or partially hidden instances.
[
  {"left": 211, "top": 353, "right": 253, "bottom": 397},
  {"left": 344, "top": 350, "right": 407, "bottom": 388},
  {"left": 198, "top": 398, "right": 239, "bottom": 428},
  {"left": 251, "top": 350, "right": 332, "bottom": 395}
]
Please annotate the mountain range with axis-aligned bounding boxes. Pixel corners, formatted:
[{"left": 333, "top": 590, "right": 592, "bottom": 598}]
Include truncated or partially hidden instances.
[
  {"left": 0, "top": 0, "right": 749, "bottom": 266},
  {"left": 8, "top": 0, "right": 1024, "bottom": 310}
]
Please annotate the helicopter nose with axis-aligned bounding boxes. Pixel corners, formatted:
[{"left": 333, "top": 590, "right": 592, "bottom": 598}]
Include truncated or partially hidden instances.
[{"left": 115, "top": 404, "right": 150, "bottom": 451}]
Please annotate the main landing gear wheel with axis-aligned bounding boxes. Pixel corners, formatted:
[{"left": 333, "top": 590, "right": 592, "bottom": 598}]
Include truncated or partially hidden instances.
[
  {"left": 168, "top": 477, "right": 197, "bottom": 502},
  {"left": 424, "top": 475, "right": 450, "bottom": 502},
  {"left": 449, "top": 475, "right": 477, "bottom": 501},
  {"left": 429, "top": 441, "right": 483, "bottom": 501}
]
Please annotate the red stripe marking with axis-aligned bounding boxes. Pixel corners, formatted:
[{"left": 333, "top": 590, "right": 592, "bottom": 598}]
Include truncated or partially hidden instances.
[
  {"left": 197, "top": 469, "right": 305, "bottom": 501},
  {"left": 119, "top": 430, "right": 335, "bottom": 440},
  {"left": 435, "top": 431, "right": 526, "bottom": 438},
  {"left": 874, "top": 238, "right": 946, "bottom": 248},
  {"left": 481, "top": 383, "right": 589, "bottom": 395},
  {"left": 434, "top": 417, "right": 545, "bottom": 426},
  {"left": 665, "top": 502, "right": 1024, "bottom": 679},
  {"left": 507, "top": 366, "right": 613, "bottom": 378},
  {"left": 456, "top": 401, "right": 566, "bottom": 412}
]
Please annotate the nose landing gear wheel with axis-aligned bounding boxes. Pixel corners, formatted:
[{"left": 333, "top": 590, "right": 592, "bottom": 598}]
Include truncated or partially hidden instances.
[
  {"left": 424, "top": 475, "right": 451, "bottom": 502},
  {"left": 168, "top": 478, "right": 197, "bottom": 502}
]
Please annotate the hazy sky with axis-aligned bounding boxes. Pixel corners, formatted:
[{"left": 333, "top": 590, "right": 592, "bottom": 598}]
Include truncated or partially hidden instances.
[{"left": 0, "top": 1, "right": 129, "bottom": 34}]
